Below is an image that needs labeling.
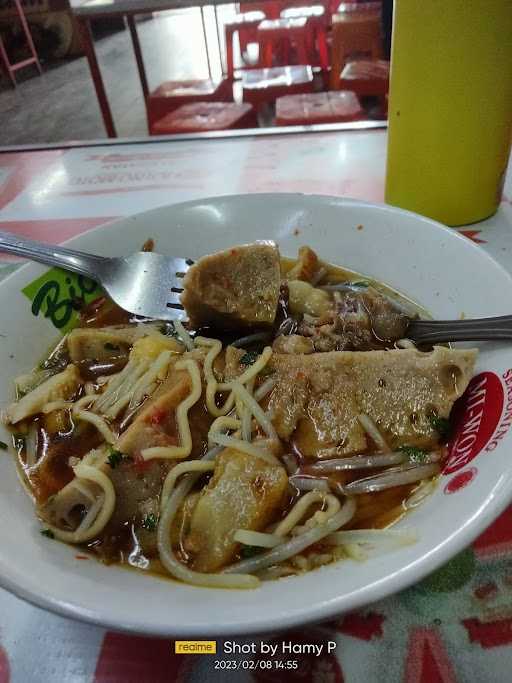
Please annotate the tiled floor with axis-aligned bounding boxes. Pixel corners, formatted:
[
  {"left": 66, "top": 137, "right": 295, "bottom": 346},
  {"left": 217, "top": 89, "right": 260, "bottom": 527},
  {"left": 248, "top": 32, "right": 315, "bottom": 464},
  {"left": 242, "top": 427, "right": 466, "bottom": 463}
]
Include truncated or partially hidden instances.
[{"left": 0, "top": 9, "right": 235, "bottom": 146}]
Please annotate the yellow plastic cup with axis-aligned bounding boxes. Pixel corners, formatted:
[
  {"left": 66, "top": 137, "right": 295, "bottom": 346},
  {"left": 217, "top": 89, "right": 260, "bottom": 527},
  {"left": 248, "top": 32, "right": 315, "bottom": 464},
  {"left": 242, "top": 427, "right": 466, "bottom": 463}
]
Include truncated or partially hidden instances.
[{"left": 385, "top": 0, "right": 512, "bottom": 226}]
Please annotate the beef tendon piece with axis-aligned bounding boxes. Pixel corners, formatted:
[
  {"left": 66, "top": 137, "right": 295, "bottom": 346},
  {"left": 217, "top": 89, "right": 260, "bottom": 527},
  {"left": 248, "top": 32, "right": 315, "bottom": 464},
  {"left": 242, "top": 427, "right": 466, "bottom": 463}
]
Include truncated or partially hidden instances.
[
  {"left": 268, "top": 346, "right": 477, "bottom": 456},
  {"left": 181, "top": 242, "right": 281, "bottom": 329},
  {"left": 184, "top": 448, "right": 288, "bottom": 571}
]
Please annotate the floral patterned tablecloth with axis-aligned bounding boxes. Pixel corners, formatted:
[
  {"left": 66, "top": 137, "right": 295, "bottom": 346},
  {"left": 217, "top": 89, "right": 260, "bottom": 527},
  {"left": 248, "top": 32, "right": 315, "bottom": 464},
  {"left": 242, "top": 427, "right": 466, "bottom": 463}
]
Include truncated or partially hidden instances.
[{"left": 1, "top": 130, "right": 512, "bottom": 682}]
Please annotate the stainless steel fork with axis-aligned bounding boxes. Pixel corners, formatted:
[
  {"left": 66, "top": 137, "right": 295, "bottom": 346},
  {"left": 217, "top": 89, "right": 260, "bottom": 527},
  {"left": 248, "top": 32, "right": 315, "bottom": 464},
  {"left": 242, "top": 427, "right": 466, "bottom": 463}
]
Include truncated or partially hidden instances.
[
  {"left": 2, "top": 230, "right": 512, "bottom": 342},
  {"left": 407, "top": 316, "right": 512, "bottom": 344},
  {"left": 0, "top": 231, "right": 190, "bottom": 321}
]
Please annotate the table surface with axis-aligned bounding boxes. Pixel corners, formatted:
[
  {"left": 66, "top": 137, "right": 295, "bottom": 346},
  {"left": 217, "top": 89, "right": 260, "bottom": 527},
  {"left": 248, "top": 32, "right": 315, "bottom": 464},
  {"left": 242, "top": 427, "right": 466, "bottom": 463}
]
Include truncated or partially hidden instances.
[
  {"left": 1, "top": 128, "right": 512, "bottom": 682},
  {"left": 70, "top": 0, "right": 261, "bottom": 17}
]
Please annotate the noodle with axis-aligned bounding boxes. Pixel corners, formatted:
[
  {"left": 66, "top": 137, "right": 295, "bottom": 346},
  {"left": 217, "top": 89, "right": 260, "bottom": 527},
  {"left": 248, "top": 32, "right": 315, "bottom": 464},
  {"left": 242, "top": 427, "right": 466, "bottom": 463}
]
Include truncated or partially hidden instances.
[
  {"left": 309, "top": 452, "right": 407, "bottom": 472},
  {"left": 274, "top": 491, "right": 341, "bottom": 536},
  {"left": 196, "top": 339, "right": 273, "bottom": 421},
  {"left": 230, "top": 381, "right": 277, "bottom": 440},
  {"left": 254, "top": 377, "right": 276, "bottom": 402},
  {"left": 44, "top": 463, "right": 116, "bottom": 543},
  {"left": 127, "top": 350, "right": 172, "bottom": 410},
  {"left": 208, "top": 416, "right": 241, "bottom": 442},
  {"left": 241, "top": 378, "right": 254, "bottom": 441},
  {"left": 357, "top": 414, "right": 389, "bottom": 451},
  {"left": 24, "top": 423, "right": 38, "bottom": 468},
  {"left": 72, "top": 395, "right": 96, "bottom": 411},
  {"left": 396, "top": 338, "right": 416, "bottom": 349},
  {"left": 106, "top": 351, "right": 172, "bottom": 418},
  {"left": 72, "top": 479, "right": 97, "bottom": 503},
  {"left": 218, "top": 346, "right": 273, "bottom": 391},
  {"left": 160, "top": 460, "right": 215, "bottom": 512},
  {"left": 194, "top": 337, "right": 231, "bottom": 417},
  {"left": 209, "top": 433, "right": 280, "bottom": 465},
  {"left": 344, "top": 463, "right": 440, "bottom": 495},
  {"left": 234, "top": 529, "right": 283, "bottom": 548},
  {"left": 404, "top": 479, "right": 438, "bottom": 509},
  {"left": 325, "top": 528, "right": 418, "bottom": 547},
  {"left": 41, "top": 400, "right": 72, "bottom": 414},
  {"left": 173, "top": 320, "right": 194, "bottom": 350},
  {"left": 74, "top": 410, "right": 116, "bottom": 444},
  {"left": 195, "top": 337, "right": 228, "bottom": 417},
  {"left": 142, "top": 359, "right": 202, "bottom": 461},
  {"left": 288, "top": 475, "right": 331, "bottom": 493},
  {"left": 94, "top": 359, "right": 149, "bottom": 414},
  {"left": 224, "top": 498, "right": 356, "bottom": 576}
]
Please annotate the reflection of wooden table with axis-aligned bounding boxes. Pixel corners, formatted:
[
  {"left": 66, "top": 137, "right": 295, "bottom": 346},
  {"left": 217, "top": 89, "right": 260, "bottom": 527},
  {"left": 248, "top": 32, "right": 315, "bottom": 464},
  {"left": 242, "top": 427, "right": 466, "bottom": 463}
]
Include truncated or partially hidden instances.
[{"left": 71, "top": 0, "right": 238, "bottom": 137}]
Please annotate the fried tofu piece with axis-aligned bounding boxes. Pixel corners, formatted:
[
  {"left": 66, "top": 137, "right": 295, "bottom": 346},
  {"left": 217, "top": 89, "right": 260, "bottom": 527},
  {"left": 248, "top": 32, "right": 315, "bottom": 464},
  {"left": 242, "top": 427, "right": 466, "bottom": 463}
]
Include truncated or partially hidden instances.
[
  {"left": 104, "top": 366, "right": 212, "bottom": 558},
  {"left": 67, "top": 325, "right": 182, "bottom": 363},
  {"left": 5, "top": 364, "right": 80, "bottom": 424},
  {"left": 181, "top": 242, "right": 281, "bottom": 329},
  {"left": 268, "top": 347, "right": 477, "bottom": 455},
  {"left": 67, "top": 326, "right": 140, "bottom": 363},
  {"left": 184, "top": 448, "right": 288, "bottom": 572},
  {"left": 129, "top": 334, "right": 184, "bottom": 362}
]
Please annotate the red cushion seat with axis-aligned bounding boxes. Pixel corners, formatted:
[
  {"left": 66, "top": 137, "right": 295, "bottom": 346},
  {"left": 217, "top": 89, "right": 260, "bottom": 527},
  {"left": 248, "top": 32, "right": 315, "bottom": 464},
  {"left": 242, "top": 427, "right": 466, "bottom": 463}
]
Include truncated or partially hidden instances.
[
  {"left": 339, "top": 59, "right": 390, "bottom": 96},
  {"left": 241, "top": 65, "right": 315, "bottom": 105},
  {"left": 152, "top": 102, "right": 257, "bottom": 135},
  {"left": 147, "top": 78, "right": 233, "bottom": 132},
  {"left": 275, "top": 90, "right": 363, "bottom": 125}
]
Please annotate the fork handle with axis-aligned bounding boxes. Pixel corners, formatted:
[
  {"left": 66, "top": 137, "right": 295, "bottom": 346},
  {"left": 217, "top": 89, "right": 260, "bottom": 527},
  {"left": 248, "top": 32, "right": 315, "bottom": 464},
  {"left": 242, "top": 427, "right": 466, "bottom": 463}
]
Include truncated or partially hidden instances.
[
  {"left": 0, "top": 231, "right": 110, "bottom": 280},
  {"left": 408, "top": 315, "right": 512, "bottom": 344}
]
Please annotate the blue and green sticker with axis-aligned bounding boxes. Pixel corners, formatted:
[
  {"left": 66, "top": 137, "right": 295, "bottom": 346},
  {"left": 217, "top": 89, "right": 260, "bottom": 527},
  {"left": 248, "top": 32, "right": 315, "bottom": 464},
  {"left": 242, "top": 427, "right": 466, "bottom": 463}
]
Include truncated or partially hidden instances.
[{"left": 22, "top": 268, "right": 101, "bottom": 334}]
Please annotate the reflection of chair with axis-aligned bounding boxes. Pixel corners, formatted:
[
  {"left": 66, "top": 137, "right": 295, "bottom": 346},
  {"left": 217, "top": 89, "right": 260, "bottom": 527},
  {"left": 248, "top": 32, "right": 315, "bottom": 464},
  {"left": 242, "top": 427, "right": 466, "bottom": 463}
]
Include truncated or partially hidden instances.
[
  {"left": 329, "top": 12, "right": 382, "bottom": 89},
  {"left": 257, "top": 17, "right": 310, "bottom": 68},
  {"left": 280, "top": 6, "right": 329, "bottom": 71},
  {"left": 240, "top": 2, "right": 284, "bottom": 19},
  {"left": 339, "top": 58, "right": 389, "bottom": 96},
  {"left": 275, "top": 90, "right": 363, "bottom": 125},
  {"left": 224, "top": 11, "right": 266, "bottom": 79},
  {"left": 335, "top": 1, "right": 382, "bottom": 14},
  {"left": 152, "top": 102, "right": 257, "bottom": 135},
  {"left": 241, "top": 65, "right": 315, "bottom": 109},
  {"left": 0, "top": 0, "right": 42, "bottom": 87},
  {"left": 146, "top": 78, "right": 233, "bottom": 133}
]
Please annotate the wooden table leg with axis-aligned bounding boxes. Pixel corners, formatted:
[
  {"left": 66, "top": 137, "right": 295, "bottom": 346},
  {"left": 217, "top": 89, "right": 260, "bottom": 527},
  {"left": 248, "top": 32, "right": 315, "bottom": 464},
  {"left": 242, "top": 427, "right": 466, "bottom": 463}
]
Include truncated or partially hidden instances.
[
  {"left": 213, "top": 4, "right": 224, "bottom": 76},
  {"left": 329, "top": 24, "right": 343, "bottom": 91},
  {"left": 127, "top": 15, "right": 149, "bottom": 99},
  {"left": 200, "top": 6, "right": 213, "bottom": 79},
  {"left": 77, "top": 17, "right": 117, "bottom": 138}
]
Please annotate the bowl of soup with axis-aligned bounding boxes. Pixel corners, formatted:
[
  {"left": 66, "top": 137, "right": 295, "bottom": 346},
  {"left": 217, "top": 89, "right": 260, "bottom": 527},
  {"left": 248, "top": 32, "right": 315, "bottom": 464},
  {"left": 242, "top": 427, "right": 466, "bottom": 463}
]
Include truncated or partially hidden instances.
[{"left": 0, "top": 194, "right": 510, "bottom": 636}]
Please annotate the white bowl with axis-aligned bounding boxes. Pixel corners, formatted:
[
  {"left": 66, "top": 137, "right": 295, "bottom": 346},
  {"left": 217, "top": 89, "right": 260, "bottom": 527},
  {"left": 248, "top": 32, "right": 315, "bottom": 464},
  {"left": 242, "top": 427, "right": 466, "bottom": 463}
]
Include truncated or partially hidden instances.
[{"left": 0, "top": 194, "right": 511, "bottom": 637}]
